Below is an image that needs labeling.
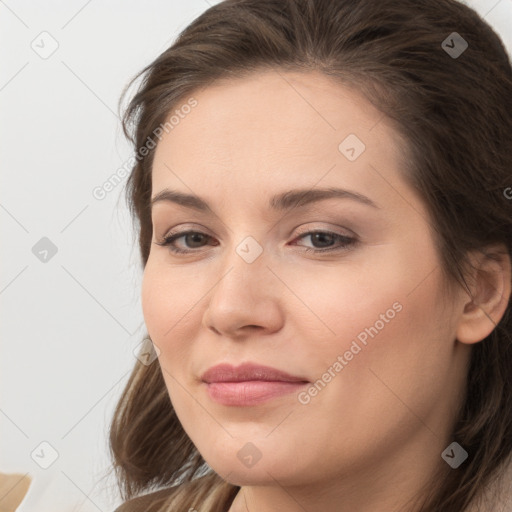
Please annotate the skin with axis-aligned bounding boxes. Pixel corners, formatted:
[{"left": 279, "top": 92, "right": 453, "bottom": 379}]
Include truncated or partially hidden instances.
[{"left": 141, "top": 69, "right": 511, "bottom": 512}]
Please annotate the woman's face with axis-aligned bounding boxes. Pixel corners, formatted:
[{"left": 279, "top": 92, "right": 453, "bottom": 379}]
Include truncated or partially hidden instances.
[{"left": 142, "top": 69, "right": 471, "bottom": 494}]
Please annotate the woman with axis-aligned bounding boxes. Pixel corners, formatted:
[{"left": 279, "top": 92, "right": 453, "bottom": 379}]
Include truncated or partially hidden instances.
[{"left": 108, "top": 0, "right": 512, "bottom": 510}]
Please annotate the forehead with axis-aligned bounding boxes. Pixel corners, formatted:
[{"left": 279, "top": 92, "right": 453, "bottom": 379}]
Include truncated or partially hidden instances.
[{"left": 151, "top": 69, "right": 417, "bottom": 214}]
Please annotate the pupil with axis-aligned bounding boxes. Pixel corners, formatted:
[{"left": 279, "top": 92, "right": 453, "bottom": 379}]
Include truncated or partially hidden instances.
[
  {"left": 312, "top": 233, "right": 334, "bottom": 247},
  {"left": 187, "top": 233, "right": 206, "bottom": 247}
]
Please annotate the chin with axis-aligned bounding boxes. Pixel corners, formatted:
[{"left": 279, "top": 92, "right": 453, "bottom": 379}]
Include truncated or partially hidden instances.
[
  {"left": 211, "top": 460, "right": 292, "bottom": 487},
  {"left": 200, "top": 442, "right": 302, "bottom": 487}
]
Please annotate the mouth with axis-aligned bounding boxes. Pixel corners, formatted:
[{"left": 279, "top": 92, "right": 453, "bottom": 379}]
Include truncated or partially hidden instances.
[{"left": 201, "top": 363, "right": 310, "bottom": 406}]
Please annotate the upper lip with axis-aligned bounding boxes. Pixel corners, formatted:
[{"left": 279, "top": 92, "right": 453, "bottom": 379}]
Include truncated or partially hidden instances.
[{"left": 201, "top": 363, "right": 309, "bottom": 383}]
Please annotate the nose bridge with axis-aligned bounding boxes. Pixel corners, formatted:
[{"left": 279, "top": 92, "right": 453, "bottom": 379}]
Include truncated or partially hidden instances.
[
  {"left": 212, "top": 233, "right": 269, "bottom": 302},
  {"left": 202, "top": 233, "right": 284, "bottom": 335}
]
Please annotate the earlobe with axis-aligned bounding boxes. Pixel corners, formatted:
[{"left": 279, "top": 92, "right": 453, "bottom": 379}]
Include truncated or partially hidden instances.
[{"left": 456, "top": 246, "right": 511, "bottom": 345}]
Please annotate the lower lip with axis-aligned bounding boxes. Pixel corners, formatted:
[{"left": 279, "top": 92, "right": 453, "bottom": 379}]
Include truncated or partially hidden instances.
[{"left": 205, "top": 381, "right": 309, "bottom": 406}]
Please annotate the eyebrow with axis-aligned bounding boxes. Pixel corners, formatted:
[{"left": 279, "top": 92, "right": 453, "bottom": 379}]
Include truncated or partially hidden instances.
[{"left": 150, "top": 187, "right": 381, "bottom": 212}]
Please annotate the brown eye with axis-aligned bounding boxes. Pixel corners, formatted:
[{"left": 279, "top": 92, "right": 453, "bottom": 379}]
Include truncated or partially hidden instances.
[
  {"left": 290, "top": 230, "right": 357, "bottom": 253},
  {"left": 155, "top": 230, "right": 218, "bottom": 254}
]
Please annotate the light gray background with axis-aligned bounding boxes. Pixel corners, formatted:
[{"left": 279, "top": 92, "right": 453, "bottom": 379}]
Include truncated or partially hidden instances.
[{"left": 1, "top": 1, "right": 511, "bottom": 511}]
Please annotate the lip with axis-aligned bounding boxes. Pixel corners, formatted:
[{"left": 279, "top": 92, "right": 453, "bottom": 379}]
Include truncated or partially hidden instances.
[{"left": 201, "top": 363, "right": 309, "bottom": 406}]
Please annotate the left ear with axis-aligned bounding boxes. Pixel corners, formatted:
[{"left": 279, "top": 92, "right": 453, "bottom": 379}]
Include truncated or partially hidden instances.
[{"left": 456, "top": 244, "right": 511, "bottom": 345}]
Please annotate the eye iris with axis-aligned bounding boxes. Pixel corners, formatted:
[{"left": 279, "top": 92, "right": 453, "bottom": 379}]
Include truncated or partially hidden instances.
[
  {"left": 186, "top": 233, "right": 208, "bottom": 248},
  {"left": 311, "top": 232, "right": 335, "bottom": 248}
]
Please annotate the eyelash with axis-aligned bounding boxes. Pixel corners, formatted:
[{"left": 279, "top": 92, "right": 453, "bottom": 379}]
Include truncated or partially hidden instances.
[{"left": 154, "top": 229, "right": 357, "bottom": 255}]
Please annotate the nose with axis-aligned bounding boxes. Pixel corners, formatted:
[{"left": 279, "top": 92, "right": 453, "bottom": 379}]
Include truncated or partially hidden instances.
[{"left": 201, "top": 243, "right": 285, "bottom": 339}]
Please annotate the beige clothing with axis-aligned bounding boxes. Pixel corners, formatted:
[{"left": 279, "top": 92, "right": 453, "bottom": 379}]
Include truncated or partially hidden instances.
[{"left": 0, "top": 473, "right": 31, "bottom": 512}]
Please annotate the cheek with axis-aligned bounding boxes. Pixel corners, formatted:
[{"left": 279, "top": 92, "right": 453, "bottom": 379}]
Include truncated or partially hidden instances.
[
  {"left": 290, "top": 253, "right": 452, "bottom": 408},
  {"left": 141, "top": 261, "right": 199, "bottom": 409},
  {"left": 141, "top": 262, "right": 167, "bottom": 340},
  {"left": 304, "top": 239, "right": 449, "bottom": 372},
  {"left": 274, "top": 261, "right": 406, "bottom": 360},
  {"left": 142, "top": 260, "right": 198, "bottom": 340},
  {"left": 281, "top": 273, "right": 453, "bottom": 476},
  {"left": 141, "top": 258, "right": 226, "bottom": 395},
  {"left": 302, "top": 265, "right": 452, "bottom": 428},
  {"left": 141, "top": 261, "right": 197, "bottom": 369}
]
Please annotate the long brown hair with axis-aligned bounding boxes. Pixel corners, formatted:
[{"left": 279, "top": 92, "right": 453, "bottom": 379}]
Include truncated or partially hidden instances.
[{"left": 107, "top": 0, "right": 512, "bottom": 510}]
